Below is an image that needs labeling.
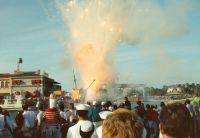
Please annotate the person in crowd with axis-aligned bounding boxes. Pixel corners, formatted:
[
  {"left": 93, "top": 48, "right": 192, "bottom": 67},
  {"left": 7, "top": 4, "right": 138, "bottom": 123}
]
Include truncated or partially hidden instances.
[
  {"left": 157, "top": 102, "right": 165, "bottom": 114},
  {"left": 35, "top": 103, "right": 45, "bottom": 137},
  {"left": 124, "top": 97, "right": 131, "bottom": 110},
  {"left": 194, "top": 104, "right": 200, "bottom": 137},
  {"left": 145, "top": 104, "right": 158, "bottom": 138},
  {"left": 185, "top": 99, "right": 194, "bottom": 117},
  {"left": 185, "top": 99, "right": 196, "bottom": 138},
  {"left": 37, "top": 103, "right": 45, "bottom": 127},
  {"left": 13, "top": 111, "right": 25, "bottom": 138},
  {"left": 96, "top": 111, "right": 112, "bottom": 138},
  {"left": 154, "top": 105, "right": 158, "bottom": 112},
  {"left": 105, "top": 101, "right": 112, "bottom": 110},
  {"left": 87, "top": 102, "right": 91, "bottom": 106},
  {"left": 102, "top": 108, "right": 143, "bottom": 138},
  {"left": 59, "top": 103, "right": 69, "bottom": 121},
  {"left": 22, "top": 103, "right": 37, "bottom": 138},
  {"left": 41, "top": 93, "right": 61, "bottom": 138},
  {"left": 159, "top": 103, "right": 191, "bottom": 138},
  {"left": 3, "top": 110, "right": 16, "bottom": 130},
  {"left": 192, "top": 92, "right": 200, "bottom": 105},
  {"left": 100, "top": 102, "right": 107, "bottom": 111},
  {"left": 59, "top": 103, "right": 69, "bottom": 138},
  {"left": 3, "top": 110, "right": 10, "bottom": 117},
  {"left": 131, "top": 109, "right": 147, "bottom": 138},
  {"left": 113, "top": 104, "right": 118, "bottom": 111},
  {"left": 134, "top": 100, "right": 146, "bottom": 121},
  {"left": 88, "top": 101, "right": 101, "bottom": 128},
  {"left": 67, "top": 104, "right": 97, "bottom": 138},
  {"left": 68, "top": 103, "right": 77, "bottom": 126},
  {"left": 152, "top": 105, "right": 160, "bottom": 138},
  {"left": 79, "top": 121, "right": 95, "bottom": 138},
  {"left": 27, "top": 97, "right": 35, "bottom": 107},
  {"left": 108, "top": 106, "right": 113, "bottom": 112},
  {"left": 118, "top": 102, "right": 124, "bottom": 108},
  {"left": 0, "top": 106, "right": 13, "bottom": 138}
]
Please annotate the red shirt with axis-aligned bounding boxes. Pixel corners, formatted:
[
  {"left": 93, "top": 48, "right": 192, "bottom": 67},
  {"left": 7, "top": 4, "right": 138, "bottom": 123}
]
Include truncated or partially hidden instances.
[{"left": 146, "top": 109, "right": 157, "bottom": 121}]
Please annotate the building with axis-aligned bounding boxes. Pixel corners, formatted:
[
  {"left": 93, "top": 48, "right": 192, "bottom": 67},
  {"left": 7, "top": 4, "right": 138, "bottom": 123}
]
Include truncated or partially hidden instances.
[
  {"left": 113, "top": 83, "right": 146, "bottom": 96},
  {"left": 0, "top": 70, "right": 61, "bottom": 97},
  {"left": 167, "top": 87, "right": 183, "bottom": 95}
]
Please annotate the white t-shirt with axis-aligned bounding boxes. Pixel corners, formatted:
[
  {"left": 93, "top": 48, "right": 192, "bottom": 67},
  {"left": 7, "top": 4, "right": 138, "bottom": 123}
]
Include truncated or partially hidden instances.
[
  {"left": 96, "top": 125, "right": 102, "bottom": 138},
  {"left": 37, "top": 111, "right": 44, "bottom": 126},
  {"left": 60, "top": 111, "right": 69, "bottom": 120},
  {"left": 69, "top": 109, "right": 76, "bottom": 122}
]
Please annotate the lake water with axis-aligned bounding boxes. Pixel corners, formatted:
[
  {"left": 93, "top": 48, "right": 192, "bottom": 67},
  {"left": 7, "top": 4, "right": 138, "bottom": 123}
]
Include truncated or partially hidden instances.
[{"left": 131, "top": 100, "right": 162, "bottom": 108}]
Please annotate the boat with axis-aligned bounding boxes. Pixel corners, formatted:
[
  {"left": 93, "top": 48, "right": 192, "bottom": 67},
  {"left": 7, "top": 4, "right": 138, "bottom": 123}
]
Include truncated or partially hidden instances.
[
  {"left": 0, "top": 98, "right": 23, "bottom": 111},
  {"left": 0, "top": 95, "right": 38, "bottom": 111}
]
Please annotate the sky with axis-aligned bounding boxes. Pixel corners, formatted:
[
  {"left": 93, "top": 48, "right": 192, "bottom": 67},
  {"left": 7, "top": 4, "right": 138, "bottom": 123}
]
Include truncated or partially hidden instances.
[{"left": 0, "top": 0, "right": 200, "bottom": 90}]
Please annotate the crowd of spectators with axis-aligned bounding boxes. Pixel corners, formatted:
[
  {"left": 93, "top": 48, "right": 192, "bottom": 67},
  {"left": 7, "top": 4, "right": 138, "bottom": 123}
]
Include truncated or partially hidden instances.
[{"left": 0, "top": 93, "right": 199, "bottom": 138}]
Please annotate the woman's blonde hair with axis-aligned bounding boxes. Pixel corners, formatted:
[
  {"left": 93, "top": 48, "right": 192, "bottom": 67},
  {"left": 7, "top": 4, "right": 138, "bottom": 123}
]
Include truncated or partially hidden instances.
[{"left": 102, "top": 108, "right": 143, "bottom": 138}]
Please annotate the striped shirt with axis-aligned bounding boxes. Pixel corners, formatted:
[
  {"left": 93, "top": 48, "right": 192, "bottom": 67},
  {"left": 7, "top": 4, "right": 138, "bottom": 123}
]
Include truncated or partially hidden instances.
[{"left": 43, "top": 108, "right": 60, "bottom": 126}]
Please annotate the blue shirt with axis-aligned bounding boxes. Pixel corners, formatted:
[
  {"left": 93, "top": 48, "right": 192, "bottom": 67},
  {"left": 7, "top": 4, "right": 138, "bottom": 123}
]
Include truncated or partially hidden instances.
[{"left": 88, "top": 107, "right": 101, "bottom": 122}]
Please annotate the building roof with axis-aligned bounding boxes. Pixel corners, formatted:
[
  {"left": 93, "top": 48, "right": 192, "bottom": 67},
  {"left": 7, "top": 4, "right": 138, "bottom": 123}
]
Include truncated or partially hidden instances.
[
  {"left": 14, "top": 73, "right": 41, "bottom": 77},
  {"left": 0, "top": 73, "right": 14, "bottom": 78},
  {"left": 0, "top": 70, "right": 61, "bottom": 85},
  {"left": 43, "top": 76, "right": 61, "bottom": 84},
  {"left": 53, "top": 81, "right": 61, "bottom": 84}
]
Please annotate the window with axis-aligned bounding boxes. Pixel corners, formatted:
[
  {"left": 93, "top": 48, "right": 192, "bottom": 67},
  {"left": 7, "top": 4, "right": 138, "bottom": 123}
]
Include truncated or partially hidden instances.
[
  {"left": 5, "top": 81, "right": 9, "bottom": 88},
  {"left": 12, "top": 80, "right": 23, "bottom": 85},
  {"left": 31, "top": 79, "right": 41, "bottom": 85},
  {"left": 1, "top": 81, "right": 4, "bottom": 88}
]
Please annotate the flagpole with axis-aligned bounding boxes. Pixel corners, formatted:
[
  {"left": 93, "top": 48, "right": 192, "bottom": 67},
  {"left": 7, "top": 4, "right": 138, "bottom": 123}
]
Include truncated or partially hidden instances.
[{"left": 17, "top": 62, "right": 20, "bottom": 71}]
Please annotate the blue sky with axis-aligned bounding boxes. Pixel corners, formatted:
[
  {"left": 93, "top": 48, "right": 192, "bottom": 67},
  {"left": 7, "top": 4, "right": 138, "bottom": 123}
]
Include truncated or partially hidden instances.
[{"left": 0, "top": 0, "right": 200, "bottom": 90}]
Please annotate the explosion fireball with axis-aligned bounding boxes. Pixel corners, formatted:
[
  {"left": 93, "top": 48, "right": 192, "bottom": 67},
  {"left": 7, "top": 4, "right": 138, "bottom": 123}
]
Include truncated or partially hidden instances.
[{"left": 56, "top": 0, "right": 195, "bottom": 100}]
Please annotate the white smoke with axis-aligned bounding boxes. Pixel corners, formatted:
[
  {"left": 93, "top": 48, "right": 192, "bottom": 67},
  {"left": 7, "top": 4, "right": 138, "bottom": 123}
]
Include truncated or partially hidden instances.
[{"left": 56, "top": 0, "right": 196, "bottom": 100}]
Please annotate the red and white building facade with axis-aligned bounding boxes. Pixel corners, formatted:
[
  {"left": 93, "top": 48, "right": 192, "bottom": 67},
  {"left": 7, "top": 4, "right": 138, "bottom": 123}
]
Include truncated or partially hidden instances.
[{"left": 0, "top": 70, "right": 61, "bottom": 97}]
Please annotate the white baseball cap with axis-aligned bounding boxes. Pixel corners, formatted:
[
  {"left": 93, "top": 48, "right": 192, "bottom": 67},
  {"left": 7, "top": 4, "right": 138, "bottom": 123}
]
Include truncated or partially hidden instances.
[
  {"left": 101, "top": 101, "right": 106, "bottom": 106},
  {"left": 92, "top": 101, "right": 98, "bottom": 105},
  {"left": 99, "top": 111, "right": 112, "bottom": 120},
  {"left": 76, "top": 104, "right": 90, "bottom": 110},
  {"left": 80, "top": 120, "right": 94, "bottom": 132}
]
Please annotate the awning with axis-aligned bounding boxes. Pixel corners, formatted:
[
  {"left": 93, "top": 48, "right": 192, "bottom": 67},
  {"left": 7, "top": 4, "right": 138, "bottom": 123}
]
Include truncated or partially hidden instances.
[{"left": 54, "top": 90, "right": 62, "bottom": 95}]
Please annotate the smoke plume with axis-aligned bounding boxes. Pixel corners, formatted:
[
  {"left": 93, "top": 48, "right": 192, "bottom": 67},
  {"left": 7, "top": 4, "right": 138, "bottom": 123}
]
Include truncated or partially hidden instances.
[{"left": 56, "top": 0, "right": 195, "bottom": 100}]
